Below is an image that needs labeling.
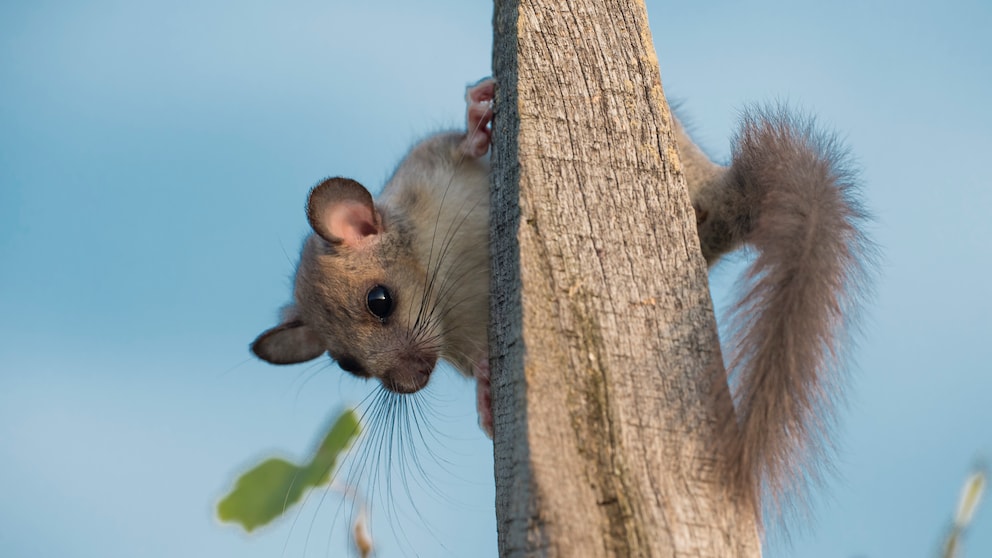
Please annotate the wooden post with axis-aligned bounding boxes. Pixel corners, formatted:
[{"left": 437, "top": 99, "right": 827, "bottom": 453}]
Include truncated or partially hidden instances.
[{"left": 489, "top": 1, "right": 761, "bottom": 555}]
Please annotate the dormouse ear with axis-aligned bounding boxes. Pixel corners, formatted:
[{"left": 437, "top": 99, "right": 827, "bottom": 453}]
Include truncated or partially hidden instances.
[
  {"left": 251, "top": 319, "right": 326, "bottom": 365},
  {"left": 307, "top": 177, "right": 382, "bottom": 247}
]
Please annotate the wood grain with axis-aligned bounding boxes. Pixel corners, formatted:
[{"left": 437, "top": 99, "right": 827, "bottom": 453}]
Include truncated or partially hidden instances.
[{"left": 490, "top": 1, "right": 761, "bottom": 555}]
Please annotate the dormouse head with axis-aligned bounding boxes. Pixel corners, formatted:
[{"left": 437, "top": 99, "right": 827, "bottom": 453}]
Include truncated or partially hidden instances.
[{"left": 251, "top": 177, "right": 440, "bottom": 394}]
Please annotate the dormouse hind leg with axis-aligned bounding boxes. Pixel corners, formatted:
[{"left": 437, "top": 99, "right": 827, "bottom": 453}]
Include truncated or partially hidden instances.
[
  {"left": 474, "top": 358, "right": 493, "bottom": 437},
  {"left": 461, "top": 77, "right": 495, "bottom": 158}
]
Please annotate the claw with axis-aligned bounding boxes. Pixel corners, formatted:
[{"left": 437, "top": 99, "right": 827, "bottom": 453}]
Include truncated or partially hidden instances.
[{"left": 461, "top": 77, "right": 495, "bottom": 158}]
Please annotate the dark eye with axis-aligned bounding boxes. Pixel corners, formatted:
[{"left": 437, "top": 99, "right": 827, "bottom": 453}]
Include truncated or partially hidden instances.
[{"left": 366, "top": 285, "right": 393, "bottom": 321}]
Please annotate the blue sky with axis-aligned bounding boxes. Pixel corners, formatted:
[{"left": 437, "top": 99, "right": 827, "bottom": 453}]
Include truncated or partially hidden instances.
[{"left": 1, "top": 1, "right": 990, "bottom": 557}]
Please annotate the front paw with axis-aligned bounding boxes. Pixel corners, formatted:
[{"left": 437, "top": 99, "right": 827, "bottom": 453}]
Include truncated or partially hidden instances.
[{"left": 461, "top": 77, "right": 495, "bottom": 158}]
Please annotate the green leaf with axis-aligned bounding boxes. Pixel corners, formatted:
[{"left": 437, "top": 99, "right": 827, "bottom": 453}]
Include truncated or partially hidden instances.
[
  {"left": 217, "top": 409, "right": 361, "bottom": 532},
  {"left": 307, "top": 409, "right": 362, "bottom": 487},
  {"left": 216, "top": 457, "right": 306, "bottom": 532}
]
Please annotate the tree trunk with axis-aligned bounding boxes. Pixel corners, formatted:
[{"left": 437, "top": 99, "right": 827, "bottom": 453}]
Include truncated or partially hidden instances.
[{"left": 489, "top": 1, "right": 761, "bottom": 556}]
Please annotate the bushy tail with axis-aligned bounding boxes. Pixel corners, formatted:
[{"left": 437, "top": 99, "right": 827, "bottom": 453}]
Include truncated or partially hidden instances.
[{"left": 718, "top": 107, "right": 875, "bottom": 519}]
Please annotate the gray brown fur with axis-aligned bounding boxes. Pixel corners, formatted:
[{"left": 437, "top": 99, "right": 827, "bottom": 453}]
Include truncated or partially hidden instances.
[
  {"left": 252, "top": 91, "right": 874, "bottom": 521},
  {"left": 376, "top": 132, "right": 492, "bottom": 374},
  {"left": 251, "top": 132, "right": 491, "bottom": 391},
  {"left": 676, "top": 107, "right": 875, "bottom": 517}
]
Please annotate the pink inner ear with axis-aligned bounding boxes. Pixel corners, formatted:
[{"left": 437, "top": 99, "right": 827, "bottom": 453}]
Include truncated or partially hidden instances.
[{"left": 326, "top": 201, "right": 380, "bottom": 245}]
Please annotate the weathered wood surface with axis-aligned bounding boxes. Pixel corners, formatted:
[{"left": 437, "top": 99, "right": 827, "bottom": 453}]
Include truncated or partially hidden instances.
[{"left": 489, "top": 1, "right": 761, "bottom": 556}]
